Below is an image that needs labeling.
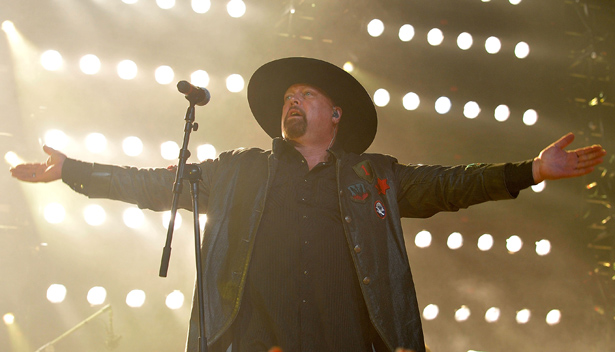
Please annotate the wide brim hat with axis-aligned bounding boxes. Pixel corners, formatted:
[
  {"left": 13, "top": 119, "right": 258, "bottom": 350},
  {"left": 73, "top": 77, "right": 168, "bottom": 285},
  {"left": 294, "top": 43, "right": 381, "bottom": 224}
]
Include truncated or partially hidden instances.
[{"left": 247, "top": 57, "right": 377, "bottom": 154}]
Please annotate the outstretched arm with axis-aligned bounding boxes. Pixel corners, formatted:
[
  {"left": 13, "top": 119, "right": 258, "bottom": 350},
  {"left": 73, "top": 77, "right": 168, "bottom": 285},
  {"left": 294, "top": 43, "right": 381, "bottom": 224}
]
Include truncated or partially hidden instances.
[
  {"left": 532, "top": 132, "right": 606, "bottom": 184},
  {"left": 9, "top": 145, "right": 66, "bottom": 183}
]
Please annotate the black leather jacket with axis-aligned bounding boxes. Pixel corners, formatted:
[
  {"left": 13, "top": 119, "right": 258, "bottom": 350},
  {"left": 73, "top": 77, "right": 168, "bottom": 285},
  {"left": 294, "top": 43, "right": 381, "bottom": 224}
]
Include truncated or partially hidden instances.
[{"left": 63, "top": 138, "right": 518, "bottom": 352}]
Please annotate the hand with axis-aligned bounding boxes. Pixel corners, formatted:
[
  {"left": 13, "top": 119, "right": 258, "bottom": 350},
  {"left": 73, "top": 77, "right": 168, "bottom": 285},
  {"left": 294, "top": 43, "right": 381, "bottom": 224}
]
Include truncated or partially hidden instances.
[
  {"left": 532, "top": 132, "right": 606, "bottom": 183},
  {"left": 9, "top": 145, "right": 67, "bottom": 183}
]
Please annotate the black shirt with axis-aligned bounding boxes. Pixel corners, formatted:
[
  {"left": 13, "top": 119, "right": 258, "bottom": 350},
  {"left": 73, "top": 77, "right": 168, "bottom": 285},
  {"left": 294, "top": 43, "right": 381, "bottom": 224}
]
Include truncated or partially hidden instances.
[{"left": 232, "top": 141, "right": 376, "bottom": 352}]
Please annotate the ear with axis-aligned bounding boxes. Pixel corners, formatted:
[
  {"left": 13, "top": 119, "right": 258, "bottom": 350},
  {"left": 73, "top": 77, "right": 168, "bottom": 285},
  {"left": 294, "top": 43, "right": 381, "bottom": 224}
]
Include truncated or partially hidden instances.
[{"left": 332, "top": 107, "right": 342, "bottom": 124}]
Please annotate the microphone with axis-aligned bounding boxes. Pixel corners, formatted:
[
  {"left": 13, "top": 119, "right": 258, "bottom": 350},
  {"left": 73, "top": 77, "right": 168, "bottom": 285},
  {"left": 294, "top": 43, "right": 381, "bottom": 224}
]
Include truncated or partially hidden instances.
[{"left": 177, "top": 80, "right": 211, "bottom": 106}]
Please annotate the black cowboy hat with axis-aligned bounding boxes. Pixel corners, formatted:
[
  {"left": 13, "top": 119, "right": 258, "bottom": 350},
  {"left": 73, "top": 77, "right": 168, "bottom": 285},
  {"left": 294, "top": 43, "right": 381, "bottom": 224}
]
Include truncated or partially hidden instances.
[{"left": 247, "top": 57, "right": 377, "bottom": 154}]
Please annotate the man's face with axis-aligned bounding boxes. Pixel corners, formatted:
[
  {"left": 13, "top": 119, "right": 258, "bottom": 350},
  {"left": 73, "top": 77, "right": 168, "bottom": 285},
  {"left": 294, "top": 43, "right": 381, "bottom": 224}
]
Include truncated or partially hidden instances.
[{"left": 281, "top": 84, "right": 339, "bottom": 143}]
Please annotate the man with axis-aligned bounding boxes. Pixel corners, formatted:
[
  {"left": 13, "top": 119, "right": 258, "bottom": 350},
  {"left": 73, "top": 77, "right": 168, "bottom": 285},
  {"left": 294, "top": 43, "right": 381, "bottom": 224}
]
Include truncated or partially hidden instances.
[{"left": 10, "top": 57, "right": 606, "bottom": 352}]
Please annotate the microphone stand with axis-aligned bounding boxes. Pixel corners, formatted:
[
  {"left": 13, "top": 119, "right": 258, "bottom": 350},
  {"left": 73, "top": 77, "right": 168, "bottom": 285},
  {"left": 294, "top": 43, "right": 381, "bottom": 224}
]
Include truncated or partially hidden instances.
[{"left": 159, "top": 94, "right": 208, "bottom": 352}]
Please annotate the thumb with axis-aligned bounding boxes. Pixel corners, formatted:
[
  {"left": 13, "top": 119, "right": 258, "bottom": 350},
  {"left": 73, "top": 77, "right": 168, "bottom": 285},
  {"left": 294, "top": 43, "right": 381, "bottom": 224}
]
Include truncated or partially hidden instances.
[
  {"left": 43, "top": 144, "right": 57, "bottom": 156},
  {"left": 552, "top": 132, "right": 575, "bottom": 150}
]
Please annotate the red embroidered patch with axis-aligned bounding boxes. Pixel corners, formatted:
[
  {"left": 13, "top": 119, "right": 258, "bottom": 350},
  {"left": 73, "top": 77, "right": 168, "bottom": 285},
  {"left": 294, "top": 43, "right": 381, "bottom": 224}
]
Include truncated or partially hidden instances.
[{"left": 375, "top": 178, "right": 390, "bottom": 195}]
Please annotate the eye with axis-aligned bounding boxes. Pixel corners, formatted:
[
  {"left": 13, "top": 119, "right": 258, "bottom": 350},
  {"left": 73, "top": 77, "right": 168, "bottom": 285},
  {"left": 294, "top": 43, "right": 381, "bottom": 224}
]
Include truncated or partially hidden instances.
[{"left": 304, "top": 91, "right": 313, "bottom": 97}]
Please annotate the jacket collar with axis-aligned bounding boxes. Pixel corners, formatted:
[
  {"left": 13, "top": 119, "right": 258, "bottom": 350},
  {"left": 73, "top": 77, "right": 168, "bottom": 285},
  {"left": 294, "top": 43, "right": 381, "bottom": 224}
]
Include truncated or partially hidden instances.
[{"left": 272, "top": 137, "right": 346, "bottom": 162}]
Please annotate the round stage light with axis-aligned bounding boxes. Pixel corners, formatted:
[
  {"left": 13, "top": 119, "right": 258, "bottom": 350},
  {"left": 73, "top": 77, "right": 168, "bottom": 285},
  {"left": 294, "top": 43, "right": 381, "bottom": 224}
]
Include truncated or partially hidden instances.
[
  {"left": 155, "top": 65, "right": 175, "bottom": 85},
  {"left": 47, "top": 284, "right": 67, "bottom": 303},
  {"left": 117, "top": 60, "right": 138, "bottom": 80},
  {"left": 457, "top": 32, "right": 473, "bottom": 50},
  {"left": 191, "top": 70, "right": 210, "bottom": 88},
  {"left": 122, "top": 136, "right": 143, "bottom": 157},
  {"left": 477, "top": 234, "right": 494, "bottom": 251},
  {"left": 447, "top": 232, "right": 463, "bottom": 250},
  {"left": 427, "top": 28, "right": 444, "bottom": 46},
  {"left": 227, "top": 0, "right": 247, "bottom": 18},
  {"left": 403, "top": 92, "right": 420, "bottom": 111},
  {"left": 423, "top": 304, "right": 439, "bottom": 320},
  {"left": 415, "top": 230, "right": 432, "bottom": 248},
  {"left": 87, "top": 286, "right": 107, "bottom": 305},
  {"left": 126, "top": 290, "right": 146, "bottom": 308},
  {"left": 44, "top": 203, "right": 66, "bottom": 224},
  {"left": 399, "top": 24, "right": 415, "bottom": 42},
  {"left": 79, "top": 54, "right": 101, "bottom": 75},
  {"left": 226, "top": 74, "right": 245, "bottom": 92},
  {"left": 41, "top": 50, "right": 63, "bottom": 71},
  {"left": 435, "top": 96, "right": 451, "bottom": 114},
  {"left": 485, "top": 36, "right": 501, "bottom": 54},
  {"left": 197, "top": 144, "right": 217, "bottom": 161},
  {"left": 367, "top": 19, "right": 384, "bottom": 37},
  {"left": 192, "top": 0, "right": 211, "bottom": 13},
  {"left": 85, "top": 133, "right": 107, "bottom": 154},
  {"left": 374, "top": 88, "right": 390, "bottom": 107},
  {"left": 123, "top": 207, "right": 145, "bottom": 229}
]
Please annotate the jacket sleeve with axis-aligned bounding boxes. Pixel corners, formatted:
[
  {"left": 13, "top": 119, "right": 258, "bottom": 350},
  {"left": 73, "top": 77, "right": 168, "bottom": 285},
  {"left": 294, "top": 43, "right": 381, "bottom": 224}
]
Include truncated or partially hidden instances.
[
  {"left": 394, "top": 161, "right": 526, "bottom": 218},
  {"left": 61, "top": 158, "right": 214, "bottom": 213}
]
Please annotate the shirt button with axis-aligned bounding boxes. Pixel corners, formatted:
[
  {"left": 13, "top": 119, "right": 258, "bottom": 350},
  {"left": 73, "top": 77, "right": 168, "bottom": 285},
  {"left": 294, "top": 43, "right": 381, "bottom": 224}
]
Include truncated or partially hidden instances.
[
  {"left": 344, "top": 216, "right": 352, "bottom": 223},
  {"left": 363, "top": 277, "right": 371, "bottom": 285},
  {"left": 304, "top": 240, "right": 309, "bottom": 245},
  {"left": 303, "top": 270, "right": 308, "bottom": 275},
  {"left": 302, "top": 215, "right": 308, "bottom": 219},
  {"left": 354, "top": 245, "right": 361, "bottom": 253},
  {"left": 302, "top": 299, "right": 307, "bottom": 303}
]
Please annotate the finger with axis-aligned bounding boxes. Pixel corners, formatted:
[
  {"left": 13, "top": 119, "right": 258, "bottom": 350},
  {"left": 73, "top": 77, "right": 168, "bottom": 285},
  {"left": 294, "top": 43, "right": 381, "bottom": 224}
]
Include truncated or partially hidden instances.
[
  {"left": 552, "top": 132, "right": 575, "bottom": 150},
  {"left": 42, "top": 144, "right": 57, "bottom": 156}
]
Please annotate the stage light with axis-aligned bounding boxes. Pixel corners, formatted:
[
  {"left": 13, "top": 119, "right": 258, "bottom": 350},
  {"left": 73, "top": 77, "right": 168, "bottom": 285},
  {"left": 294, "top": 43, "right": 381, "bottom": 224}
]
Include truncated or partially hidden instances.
[
  {"left": 197, "top": 143, "right": 216, "bottom": 161},
  {"left": 2, "top": 20, "right": 16, "bottom": 35},
  {"left": 447, "top": 232, "right": 463, "bottom": 249},
  {"left": 515, "top": 41, "right": 530, "bottom": 59},
  {"left": 44, "top": 129, "right": 69, "bottom": 151},
  {"left": 155, "top": 65, "right": 174, "bottom": 85},
  {"left": 485, "top": 36, "right": 501, "bottom": 54},
  {"left": 126, "top": 289, "right": 146, "bottom": 308},
  {"left": 44, "top": 203, "right": 66, "bottom": 224},
  {"left": 509, "top": 0, "right": 522, "bottom": 5},
  {"left": 3, "top": 313, "right": 15, "bottom": 325},
  {"left": 117, "top": 60, "right": 138, "bottom": 80},
  {"left": 457, "top": 32, "right": 473, "bottom": 50},
  {"left": 79, "top": 54, "right": 101, "bottom": 75},
  {"left": 192, "top": 0, "right": 211, "bottom": 13},
  {"left": 85, "top": 133, "right": 107, "bottom": 154},
  {"left": 422, "top": 304, "right": 439, "bottom": 320},
  {"left": 367, "top": 19, "right": 384, "bottom": 37},
  {"left": 165, "top": 290, "right": 185, "bottom": 310},
  {"left": 494, "top": 104, "right": 510, "bottom": 122},
  {"left": 122, "top": 136, "right": 143, "bottom": 157},
  {"left": 477, "top": 233, "right": 494, "bottom": 251},
  {"left": 546, "top": 309, "right": 561, "bottom": 325},
  {"left": 226, "top": 74, "right": 245, "bottom": 93},
  {"left": 402, "top": 92, "right": 420, "bottom": 111},
  {"left": 427, "top": 28, "right": 444, "bottom": 46},
  {"left": 398, "top": 24, "right": 415, "bottom": 42},
  {"left": 84, "top": 204, "right": 106, "bottom": 226},
  {"left": 87, "top": 286, "right": 107, "bottom": 306},
  {"left": 343, "top": 61, "right": 354, "bottom": 73},
  {"left": 531, "top": 181, "right": 546, "bottom": 193},
  {"left": 523, "top": 109, "right": 538, "bottom": 126},
  {"left": 163, "top": 211, "right": 182, "bottom": 230},
  {"left": 535, "top": 239, "right": 551, "bottom": 256},
  {"left": 161, "top": 141, "right": 180, "bottom": 160},
  {"left": 227, "top": 0, "right": 246, "bottom": 18},
  {"left": 123, "top": 207, "right": 145, "bottom": 229},
  {"left": 414, "top": 230, "right": 432, "bottom": 248},
  {"left": 455, "top": 306, "right": 471, "bottom": 322},
  {"left": 516, "top": 308, "right": 531, "bottom": 324},
  {"left": 485, "top": 307, "right": 500, "bottom": 323},
  {"left": 435, "top": 96, "right": 451, "bottom": 114},
  {"left": 156, "top": 0, "right": 175, "bottom": 10},
  {"left": 190, "top": 70, "right": 210, "bottom": 87},
  {"left": 463, "top": 101, "right": 480, "bottom": 119},
  {"left": 506, "top": 235, "right": 523, "bottom": 253},
  {"left": 373, "top": 88, "right": 390, "bottom": 107},
  {"left": 47, "top": 284, "right": 67, "bottom": 303},
  {"left": 40, "top": 50, "right": 63, "bottom": 71},
  {"left": 5, "top": 151, "right": 24, "bottom": 167},
  {"left": 122, "top": 0, "right": 138, "bottom": 4}
]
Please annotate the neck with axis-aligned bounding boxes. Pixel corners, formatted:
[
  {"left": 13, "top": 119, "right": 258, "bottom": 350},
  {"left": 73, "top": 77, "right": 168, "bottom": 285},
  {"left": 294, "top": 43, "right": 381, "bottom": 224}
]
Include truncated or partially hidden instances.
[{"left": 286, "top": 139, "right": 332, "bottom": 170}]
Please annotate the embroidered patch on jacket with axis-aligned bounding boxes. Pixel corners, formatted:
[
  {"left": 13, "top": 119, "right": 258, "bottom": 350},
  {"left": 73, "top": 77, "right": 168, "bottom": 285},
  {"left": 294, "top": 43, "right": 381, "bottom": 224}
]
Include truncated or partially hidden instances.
[
  {"left": 347, "top": 183, "right": 370, "bottom": 203},
  {"left": 374, "top": 200, "right": 386, "bottom": 219},
  {"left": 352, "top": 160, "right": 374, "bottom": 184},
  {"left": 375, "top": 178, "right": 390, "bottom": 195}
]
